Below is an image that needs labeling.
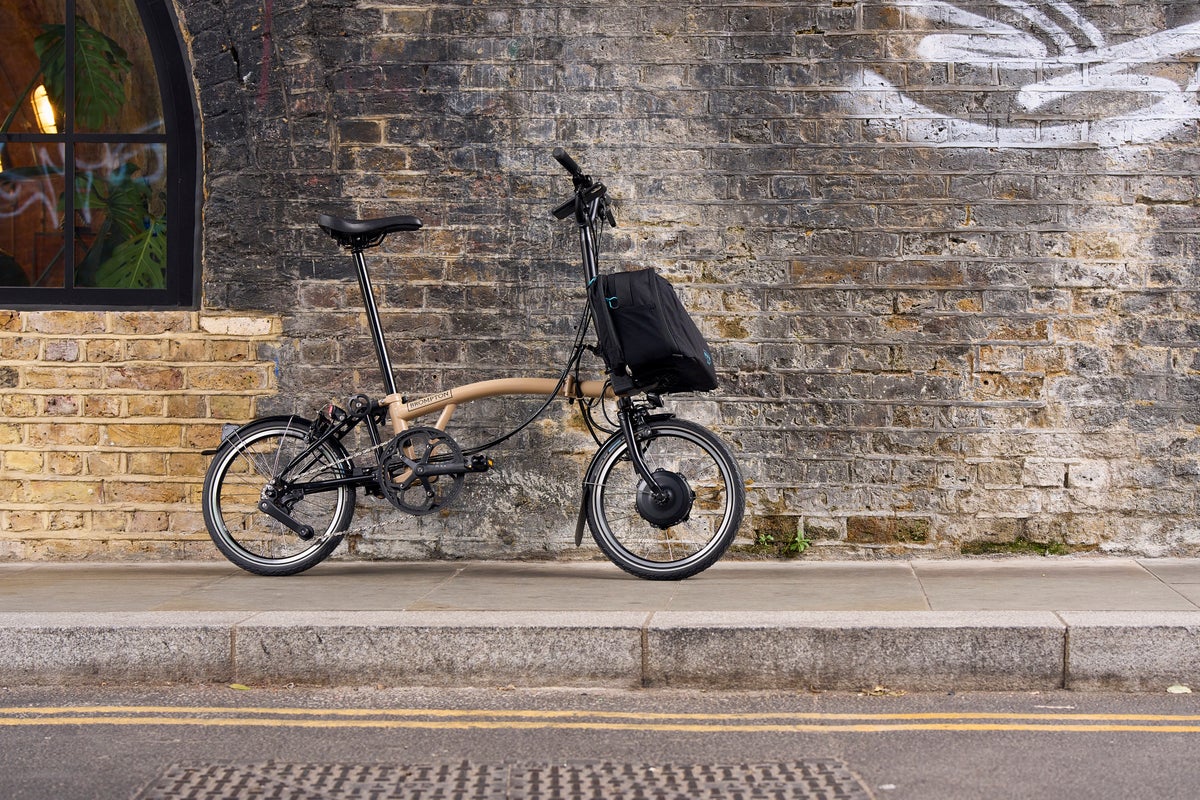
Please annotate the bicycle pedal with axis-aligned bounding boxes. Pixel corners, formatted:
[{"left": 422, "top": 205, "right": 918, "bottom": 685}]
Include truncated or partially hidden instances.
[{"left": 465, "top": 455, "right": 493, "bottom": 473}]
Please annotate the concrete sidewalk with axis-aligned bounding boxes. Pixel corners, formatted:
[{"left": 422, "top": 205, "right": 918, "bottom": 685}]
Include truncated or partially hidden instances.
[{"left": 2, "top": 558, "right": 1199, "bottom": 692}]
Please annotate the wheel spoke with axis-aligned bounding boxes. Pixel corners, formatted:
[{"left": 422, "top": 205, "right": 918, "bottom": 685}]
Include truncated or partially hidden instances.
[
  {"left": 587, "top": 420, "right": 744, "bottom": 580},
  {"left": 203, "top": 421, "right": 353, "bottom": 576}
]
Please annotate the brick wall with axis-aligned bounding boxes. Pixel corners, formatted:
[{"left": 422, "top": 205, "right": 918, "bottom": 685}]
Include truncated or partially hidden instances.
[
  {"left": 4, "top": 0, "right": 1200, "bottom": 561},
  {"left": 0, "top": 311, "right": 280, "bottom": 558}
]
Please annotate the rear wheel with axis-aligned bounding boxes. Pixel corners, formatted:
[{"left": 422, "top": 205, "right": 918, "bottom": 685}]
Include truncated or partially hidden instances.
[
  {"left": 585, "top": 418, "right": 744, "bottom": 580},
  {"left": 201, "top": 417, "right": 354, "bottom": 576}
]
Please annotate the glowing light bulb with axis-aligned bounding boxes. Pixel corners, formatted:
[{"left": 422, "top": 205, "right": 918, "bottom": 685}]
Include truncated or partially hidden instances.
[{"left": 32, "top": 85, "right": 56, "bottom": 134}]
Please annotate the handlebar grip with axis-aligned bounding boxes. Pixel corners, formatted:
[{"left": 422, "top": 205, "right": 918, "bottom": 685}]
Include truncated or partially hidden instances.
[{"left": 553, "top": 147, "right": 583, "bottom": 177}]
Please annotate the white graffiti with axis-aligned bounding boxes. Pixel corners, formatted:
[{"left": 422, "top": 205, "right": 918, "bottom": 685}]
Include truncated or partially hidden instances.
[
  {"left": 850, "top": 1, "right": 1200, "bottom": 146},
  {"left": 0, "top": 127, "right": 166, "bottom": 225}
]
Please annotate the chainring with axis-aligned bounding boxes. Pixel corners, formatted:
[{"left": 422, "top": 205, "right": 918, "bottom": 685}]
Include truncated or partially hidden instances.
[{"left": 376, "top": 426, "right": 465, "bottom": 515}]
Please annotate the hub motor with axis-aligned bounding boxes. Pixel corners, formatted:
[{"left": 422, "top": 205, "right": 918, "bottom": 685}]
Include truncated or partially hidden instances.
[{"left": 635, "top": 469, "right": 694, "bottom": 529}]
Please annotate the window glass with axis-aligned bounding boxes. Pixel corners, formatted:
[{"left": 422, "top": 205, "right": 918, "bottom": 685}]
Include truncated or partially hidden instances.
[
  {"left": 69, "top": 4, "right": 165, "bottom": 134},
  {"left": 0, "top": 0, "right": 193, "bottom": 305},
  {"left": 0, "top": 1, "right": 63, "bottom": 136},
  {"left": 74, "top": 141, "right": 167, "bottom": 288},
  {"left": 0, "top": 143, "right": 65, "bottom": 287}
]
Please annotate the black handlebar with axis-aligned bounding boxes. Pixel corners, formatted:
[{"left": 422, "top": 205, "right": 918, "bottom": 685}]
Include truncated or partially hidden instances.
[
  {"left": 553, "top": 147, "right": 583, "bottom": 178},
  {"left": 551, "top": 147, "right": 616, "bottom": 227}
]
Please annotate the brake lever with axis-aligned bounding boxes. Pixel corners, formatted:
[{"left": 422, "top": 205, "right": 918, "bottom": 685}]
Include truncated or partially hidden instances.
[
  {"left": 584, "top": 183, "right": 616, "bottom": 228},
  {"left": 551, "top": 197, "right": 576, "bottom": 220},
  {"left": 601, "top": 198, "right": 617, "bottom": 228}
]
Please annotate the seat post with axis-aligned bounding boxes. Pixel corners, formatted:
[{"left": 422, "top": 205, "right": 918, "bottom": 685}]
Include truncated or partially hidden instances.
[{"left": 351, "top": 246, "right": 399, "bottom": 397}]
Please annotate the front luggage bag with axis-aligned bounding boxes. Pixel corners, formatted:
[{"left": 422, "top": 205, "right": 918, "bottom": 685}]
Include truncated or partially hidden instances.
[{"left": 588, "top": 268, "right": 718, "bottom": 396}]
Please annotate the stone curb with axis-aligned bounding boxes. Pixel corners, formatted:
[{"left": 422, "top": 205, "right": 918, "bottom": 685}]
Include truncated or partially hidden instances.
[{"left": 2, "top": 611, "right": 1199, "bottom": 691}]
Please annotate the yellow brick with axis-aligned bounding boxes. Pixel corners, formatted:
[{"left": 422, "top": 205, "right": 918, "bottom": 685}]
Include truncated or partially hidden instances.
[
  {"left": 0, "top": 424, "right": 21, "bottom": 444},
  {"left": 47, "top": 453, "right": 83, "bottom": 475},
  {"left": 1, "top": 395, "right": 37, "bottom": 416},
  {"left": 207, "top": 395, "right": 254, "bottom": 420},
  {"left": 200, "top": 315, "right": 277, "bottom": 336},
  {"left": 105, "top": 423, "right": 183, "bottom": 448},
  {"left": 86, "top": 453, "right": 123, "bottom": 476},
  {"left": 2, "top": 510, "right": 42, "bottom": 532},
  {"left": 85, "top": 339, "right": 123, "bottom": 363},
  {"left": 31, "top": 539, "right": 97, "bottom": 558},
  {"left": 44, "top": 395, "right": 81, "bottom": 416},
  {"left": 168, "top": 452, "right": 207, "bottom": 477},
  {"left": 0, "top": 311, "right": 21, "bottom": 332},
  {"left": 184, "top": 482, "right": 206, "bottom": 505},
  {"left": 167, "top": 394, "right": 207, "bottom": 418},
  {"left": 169, "top": 338, "right": 208, "bottom": 361},
  {"left": 104, "top": 365, "right": 184, "bottom": 391},
  {"left": 47, "top": 511, "right": 85, "bottom": 530},
  {"left": 170, "top": 510, "right": 208, "bottom": 536},
  {"left": 108, "top": 311, "right": 195, "bottom": 335},
  {"left": 24, "top": 366, "right": 104, "bottom": 389},
  {"left": 92, "top": 510, "right": 127, "bottom": 531},
  {"left": 126, "top": 339, "right": 169, "bottom": 360},
  {"left": 4, "top": 450, "right": 43, "bottom": 472},
  {"left": 187, "top": 366, "right": 271, "bottom": 391},
  {"left": 129, "top": 510, "right": 170, "bottom": 532},
  {"left": 43, "top": 340, "right": 80, "bottom": 362},
  {"left": 28, "top": 423, "right": 100, "bottom": 446},
  {"left": 22, "top": 480, "right": 101, "bottom": 503},
  {"left": 128, "top": 452, "right": 167, "bottom": 475},
  {"left": 185, "top": 423, "right": 227, "bottom": 449},
  {"left": 84, "top": 396, "right": 123, "bottom": 417},
  {"left": 0, "top": 337, "right": 41, "bottom": 359},
  {"left": 211, "top": 340, "right": 251, "bottom": 362},
  {"left": 127, "top": 395, "right": 165, "bottom": 417},
  {"left": 105, "top": 481, "right": 188, "bottom": 504},
  {"left": 25, "top": 311, "right": 106, "bottom": 335},
  {"left": 0, "top": 479, "right": 21, "bottom": 501}
]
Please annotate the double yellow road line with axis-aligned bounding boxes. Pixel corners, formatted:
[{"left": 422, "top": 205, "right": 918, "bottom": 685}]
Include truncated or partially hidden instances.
[{"left": 2, "top": 706, "right": 1200, "bottom": 734}]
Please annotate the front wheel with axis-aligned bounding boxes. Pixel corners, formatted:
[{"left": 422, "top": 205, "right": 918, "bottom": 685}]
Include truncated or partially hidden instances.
[
  {"left": 584, "top": 418, "right": 745, "bottom": 580},
  {"left": 201, "top": 417, "right": 355, "bottom": 576}
]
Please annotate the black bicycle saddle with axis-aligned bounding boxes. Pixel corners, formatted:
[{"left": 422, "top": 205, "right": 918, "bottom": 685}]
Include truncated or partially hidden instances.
[{"left": 318, "top": 213, "right": 423, "bottom": 248}]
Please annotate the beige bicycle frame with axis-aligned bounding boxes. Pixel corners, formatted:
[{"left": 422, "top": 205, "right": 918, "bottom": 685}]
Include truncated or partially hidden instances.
[{"left": 382, "top": 377, "right": 614, "bottom": 435}]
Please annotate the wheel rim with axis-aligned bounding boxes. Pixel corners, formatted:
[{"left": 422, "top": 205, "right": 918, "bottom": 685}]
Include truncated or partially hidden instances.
[
  {"left": 591, "top": 423, "right": 738, "bottom": 574},
  {"left": 207, "top": 425, "right": 350, "bottom": 568}
]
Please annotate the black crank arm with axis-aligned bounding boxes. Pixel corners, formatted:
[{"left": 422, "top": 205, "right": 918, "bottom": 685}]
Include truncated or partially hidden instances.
[
  {"left": 412, "top": 456, "right": 493, "bottom": 478},
  {"left": 258, "top": 498, "right": 316, "bottom": 540}
]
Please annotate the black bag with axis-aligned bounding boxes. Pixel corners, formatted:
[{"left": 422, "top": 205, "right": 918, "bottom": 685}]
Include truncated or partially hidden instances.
[{"left": 588, "top": 268, "right": 718, "bottom": 395}]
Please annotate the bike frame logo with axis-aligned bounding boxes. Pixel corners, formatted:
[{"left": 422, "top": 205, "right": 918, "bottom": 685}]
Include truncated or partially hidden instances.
[{"left": 850, "top": 0, "right": 1200, "bottom": 146}]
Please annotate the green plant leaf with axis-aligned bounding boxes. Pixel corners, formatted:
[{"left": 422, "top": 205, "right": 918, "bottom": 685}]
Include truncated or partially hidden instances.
[
  {"left": 92, "top": 218, "right": 166, "bottom": 289},
  {"left": 76, "top": 162, "right": 152, "bottom": 235},
  {"left": 74, "top": 162, "right": 157, "bottom": 285},
  {"left": 34, "top": 16, "right": 132, "bottom": 130}
]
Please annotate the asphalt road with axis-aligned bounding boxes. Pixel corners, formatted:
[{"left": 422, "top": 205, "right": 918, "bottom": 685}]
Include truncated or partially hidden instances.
[{"left": 2, "top": 684, "right": 1198, "bottom": 799}]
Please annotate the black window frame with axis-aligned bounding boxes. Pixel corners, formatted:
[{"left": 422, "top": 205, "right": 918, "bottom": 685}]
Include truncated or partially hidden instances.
[{"left": 0, "top": 0, "right": 199, "bottom": 309}]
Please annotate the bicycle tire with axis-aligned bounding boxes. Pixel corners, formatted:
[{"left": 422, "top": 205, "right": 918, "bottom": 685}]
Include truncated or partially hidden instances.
[
  {"left": 584, "top": 418, "right": 745, "bottom": 580},
  {"left": 201, "top": 417, "right": 355, "bottom": 576}
]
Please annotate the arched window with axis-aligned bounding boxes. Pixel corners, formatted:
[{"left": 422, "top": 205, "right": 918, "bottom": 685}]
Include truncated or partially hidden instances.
[{"left": 0, "top": 0, "right": 197, "bottom": 307}]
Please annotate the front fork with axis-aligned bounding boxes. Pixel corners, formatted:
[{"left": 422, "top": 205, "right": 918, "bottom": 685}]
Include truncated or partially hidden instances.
[
  {"left": 574, "top": 395, "right": 670, "bottom": 545},
  {"left": 616, "top": 396, "right": 664, "bottom": 495}
]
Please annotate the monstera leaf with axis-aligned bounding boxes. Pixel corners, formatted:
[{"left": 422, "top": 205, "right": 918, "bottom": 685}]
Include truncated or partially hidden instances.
[
  {"left": 75, "top": 162, "right": 154, "bottom": 236},
  {"left": 92, "top": 218, "right": 166, "bottom": 289},
  {"left": 33, "top": 16, "right": 132, "bottom": 130},
  {"left": 74, "top": 162, "right": 160, "bottom": 286}
]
